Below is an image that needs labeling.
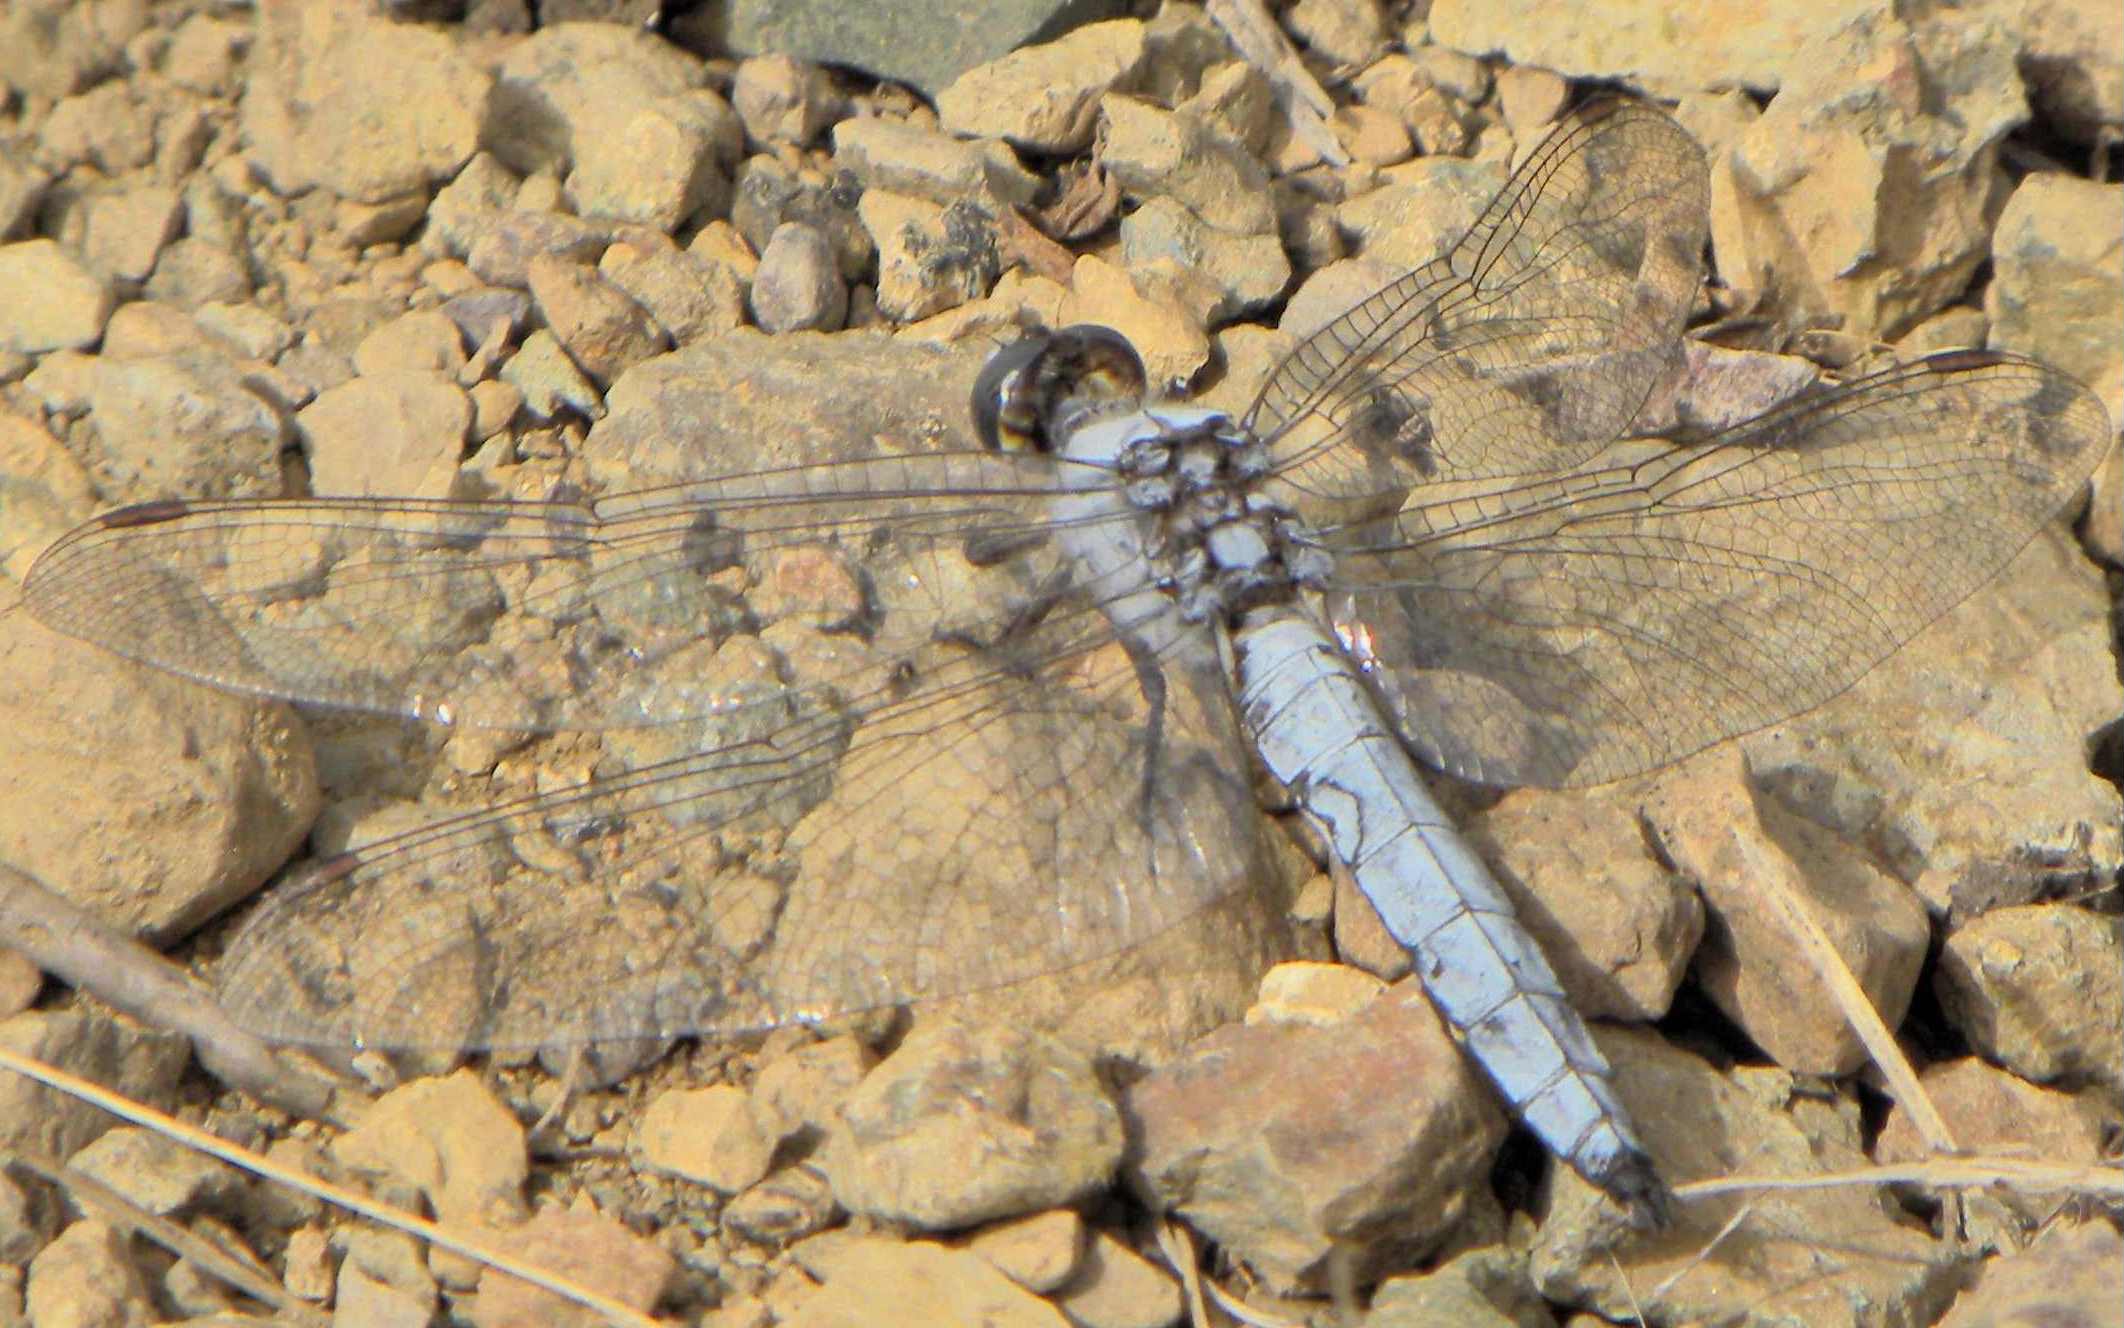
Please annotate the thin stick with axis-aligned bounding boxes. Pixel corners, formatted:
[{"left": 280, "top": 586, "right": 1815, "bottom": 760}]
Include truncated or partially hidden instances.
[
  {"left": 0, "top": 1044, "right": 663, "bottom": 1328},
  {"left": 1674, "top": 1156, "right": 2124, "bottom": 1202},
  {"left": 0, "top": 863, "right": 354, "bottom": 1124}
]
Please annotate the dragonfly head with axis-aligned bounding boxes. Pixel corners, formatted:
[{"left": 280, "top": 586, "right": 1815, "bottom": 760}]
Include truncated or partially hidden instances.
[{"left": 972, "top": 324, "right": 1147, "bottom": 453}]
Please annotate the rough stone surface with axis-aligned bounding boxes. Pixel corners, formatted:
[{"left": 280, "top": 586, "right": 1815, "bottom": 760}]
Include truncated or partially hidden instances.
[
  {"left": 936, "top": 19, "right": 1149, "bottom": 152},
  {"left": 1936, "top": 903, "right": 2124, "bottom": 1094},
  {"left": 0, "top": 239, "right": 114, "bottom": 353}
]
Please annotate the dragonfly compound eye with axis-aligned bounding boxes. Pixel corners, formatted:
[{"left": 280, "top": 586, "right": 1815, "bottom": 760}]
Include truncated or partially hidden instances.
[{"left": 972, "top": 325, "right": 1147, "bottom": 452}]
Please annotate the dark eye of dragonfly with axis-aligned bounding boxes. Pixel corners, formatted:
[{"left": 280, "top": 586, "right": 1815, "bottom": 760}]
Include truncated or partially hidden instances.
[{"left": 971, "top": 324, "right": 1147, "bottom": 453}]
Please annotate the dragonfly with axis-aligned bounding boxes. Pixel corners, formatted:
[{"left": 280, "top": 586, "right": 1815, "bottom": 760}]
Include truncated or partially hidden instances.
[{"left": 20, "top": 100, "right": 2110, "bottom": 1223}]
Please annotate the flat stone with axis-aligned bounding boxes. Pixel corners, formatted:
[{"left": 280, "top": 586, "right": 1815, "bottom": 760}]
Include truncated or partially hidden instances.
[
  {"left": 832, "top": 117, "right": 1038, "bottom": 212},
  {"left": 0, "top": 239, "right": 113, "bottom": 353},
  {"left": 471, "top": 1202, "right": 676, "bottom": 1328},
  {"left": 66, "top": 1127, "right": 244, "bottom": 1217}
]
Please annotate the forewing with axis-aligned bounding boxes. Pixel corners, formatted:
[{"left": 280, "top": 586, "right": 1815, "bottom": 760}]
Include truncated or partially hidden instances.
[
  {"left": 1248, "top": 100, "right": 1708, "bottom": 505},
  {"left": 23, "top": 452, "right": 1086, "bottom": 733},
  {"left": 1326, "top": 352, "right": 2113, "bottom": 788}
]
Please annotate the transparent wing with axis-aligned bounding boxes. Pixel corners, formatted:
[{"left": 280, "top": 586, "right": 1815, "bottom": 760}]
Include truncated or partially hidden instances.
[
  {"left": 22, "top": 458, "right": 1273, "bottom": 1050},
  {"left": 1248, "top": 100, "right": 1708, "bottom": 506},
  {"left": 1326, "top": 351, "right": 2113, "bottom": 789},
  {"left": 23, "top": 452, "right": 1094, "bottom": 732}
]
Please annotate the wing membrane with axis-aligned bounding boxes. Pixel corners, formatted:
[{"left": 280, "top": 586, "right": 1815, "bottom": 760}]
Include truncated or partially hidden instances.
[
  {"left": 1327, "top": 351, "right": 2112, "bottom": 788},
  {"left": 1249, "top": 100, "right": 1709, "bottom": 507}
]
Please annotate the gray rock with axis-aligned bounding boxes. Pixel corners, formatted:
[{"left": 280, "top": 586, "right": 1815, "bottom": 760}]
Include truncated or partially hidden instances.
[
  {"left": 1120, "top": 196, "right": 1291, "bottom": 323},
  {"left": 142, "top": 237, "right": 253, "bottom": 306},
  {"left": 0, "top": 240, "right": 112, "bottom": 353},
  {"left": 703, "top": 0, "right": 1133, "bottom": 100},
  {"left": 751, "top": 222, "right": 849, "bottom": 333},
  {"left": 731, "top": 155, "right": 873, "bottom": 283},
  {"left": 464, "top": 209, "right": 612, "bottom": 289}
]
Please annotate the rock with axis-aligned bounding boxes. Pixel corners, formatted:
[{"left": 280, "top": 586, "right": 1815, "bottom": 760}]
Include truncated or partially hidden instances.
[
  {"left": 823, "top": 1020, "right": 1124, "bottom": 1230},
  {"left": 161, "top": 13, "right": 250, "bottom": 96},
  {"left": 241, "top": 1, "right": 490, "bottom": 202},
  {"left": 1936, "top": 903, "right": 2123, "bottom": 1094},
  {"left": 334, "top": 191, "right": 431, "bottom": 247},
  {"left": 194, "top": 302, "right": 297, "bottom": 361},
  {"left": 1122, "top": 980, "right": 1505, "bottom": 1292},
  {"left": 1719, "top": 6, "right": 2027, "bottom": 343},
  {"left": 336, "top": 1229, "right": 437, "bottom": 1328},
  {"left": 1874, "top": 1057, "right": 2112, "bottom": 1225},
  {"left": 0, "top": 0, "right": 143, "bottom": 99},
  {"left": 751, "top": 222, "right": 850, "bottom": 333},
  {"left": 39, "top": 81, "right": 156, "bottom": 175},
  {"left": 1333, "top": 154, "right": 1504, "bottom": 275},
  {"left": 24, "top": 1220, "right": 155, "bottom": 1328},
  {"left": 935, "top": 19, "right": 1149, "bottom": 152},
  {"left": 1364, "top": 1245, "right": 1552, "bottom": 1328},
  {"left": 831, "top": 118, "right": 1039, "bottom": 213},
  {"left": 353, "top": 311, "right": 470, "bottom": 378},
  {"left": 749, "top": 1034, "right": 874, "bottom": 1144},
  {"left": 525, "top": 254, "right": 670, "bottom": 386},
  {"left": 0, "top": 609, "right": 318, "bottom": 944},
  {"left": 1932, "top": 1219, "right": 2123, "bottom": 1327},
  {"left": 1119, "top": 197, "right": 1291, "bottom": 323},
  {"left": 1530, "top": 1030, "right": 1958, "bottom": 1327},
  {"left": 857, "top": 191, "right": 995, "bottom": 324},
  {"left": 101, "top": 302, "right": 206, "bottom": 359},
  {"left": 0, "top": 240, "right": 113, "bottom": 353},
  {"left": 426, "top": 152, "right": 524, "bottom": 258},
  {"left": 2016, "top": 0, "right": 2124, "bottom": 144},
  {"left": 1739, "top": 527, "right": 2121, "bottom": 926},
  {"left": 598, "top": 238, "right": 745, "bottom": 344},
  {"left": 332, "top": 1071, "right": 528, "bottom": 1230},
  {"left": 1047, "top": 1230, "right": 1182, "bottom": 1328},
  {"left": 143, "top": 237, "right": 253, "bottom": 306},
  {"left": 722, "top": 1164, "right": 841, "bottom": 1246},
  {"left": 1286, "top": 0, "right": 1389, "bottom": 68},
  {"left": 1429, "top": 0, "right": 1881, "bottom": 97},
  {"left": 1245, "top": 960, "right": 1386, "bottom": 1027},
  {"left": 464, "top": 210, "right": 611, "bottom": 290},
  {"left": 633, "top": 1085, "right": 780, "bottom": 1195},
  {"left": 0, "top": 1012, "right": 189, "bottom": 1161},
  {"left": 1495, "top": 64, "right": 1569, "bottom": 137},
  {"left": 298, "top": 371, "right": 472, "bottom": 498},
  {"left": 500, "top": 327, "right": 603, "bottom": 422},
  {"left": 732, "top": 54, "right": 845, "bottom": 147},
  {"left": 66, "top": 1127, "right": 244, "bottom": 1217},
  {"left": 439, "top": 287, "right": 535, "bottom": 348},
  {"left": 1098, "top": 95, "right": 1276, "bottom": 236},
  {"left": 567, "top": 89, "right": 741, "bottom": 231},
  {"left": 484, "top": 22, "right": 709, "bottom": 179},
  {"left": 730, "top": 155, "right": 872, "bottom": 284},
  {"left": 961, "top": 1209, "right": 1083, "bottom": 1295},
  {"left": 0, "top": 152, "right": 47, "bottom": 241},
  {"left": 469, "top": 379, "right": 523, "bottom": 439},
  {"left": 1057, "top": 255, "right": 1210, "bottom": 391},
  {"left": 86, "top": 348, "right": 288, "bottom": 498},
  {"left": 1180, "top": 60, "right": 1281, "bottom": 161},
  {"left": 80, "top": 185, "right": 183, "bottom": 284},
  {"left": 1644, "top": 745, "right": 1930, "bottom": 1076},
  {"left": 788, "top": 1236, "right": 1068, "bottom": 1328},
  {"left": 1466, "top": 785, "right": 1703, "bottom": 1023},
  {"left": 471, "top": 1201, "right": 676, "bottom": 1328},
  {"left": 1332, "top": 103, "right": 1414, "bottom": 167},
  {"left": 1987, "top": 173, "right": 2122, "bottom": 427}
]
